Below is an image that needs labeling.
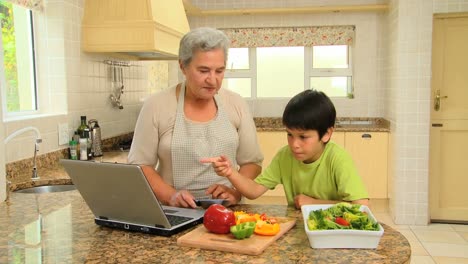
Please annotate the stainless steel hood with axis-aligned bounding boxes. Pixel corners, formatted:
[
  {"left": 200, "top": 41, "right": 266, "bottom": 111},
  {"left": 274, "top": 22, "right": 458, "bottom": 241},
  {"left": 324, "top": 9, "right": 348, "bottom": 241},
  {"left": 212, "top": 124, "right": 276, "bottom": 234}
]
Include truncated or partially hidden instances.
[{"left": 81, "top": 0, "right": 190, "bottom": 60}]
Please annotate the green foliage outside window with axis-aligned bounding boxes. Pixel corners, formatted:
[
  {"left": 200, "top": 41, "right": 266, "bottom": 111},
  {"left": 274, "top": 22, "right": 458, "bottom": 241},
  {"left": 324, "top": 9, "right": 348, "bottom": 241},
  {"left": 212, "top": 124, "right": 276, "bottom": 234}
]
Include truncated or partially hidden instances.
[{"left": 1, "top": 1, "right": 20, "bottom": 112}]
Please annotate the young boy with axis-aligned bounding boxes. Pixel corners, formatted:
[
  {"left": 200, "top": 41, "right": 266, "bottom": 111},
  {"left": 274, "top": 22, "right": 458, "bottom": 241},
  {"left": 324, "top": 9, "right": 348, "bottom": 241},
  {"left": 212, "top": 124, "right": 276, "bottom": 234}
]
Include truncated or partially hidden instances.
[{"left": 201, "top": 89, "right": 369, "bottom": 209}]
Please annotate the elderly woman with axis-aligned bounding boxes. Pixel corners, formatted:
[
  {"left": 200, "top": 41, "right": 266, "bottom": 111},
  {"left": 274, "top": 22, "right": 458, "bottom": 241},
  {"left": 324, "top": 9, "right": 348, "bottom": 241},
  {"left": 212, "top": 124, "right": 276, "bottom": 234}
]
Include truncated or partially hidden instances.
[{"left": 128, "top": 27, "right": 263, "bottom": 208}]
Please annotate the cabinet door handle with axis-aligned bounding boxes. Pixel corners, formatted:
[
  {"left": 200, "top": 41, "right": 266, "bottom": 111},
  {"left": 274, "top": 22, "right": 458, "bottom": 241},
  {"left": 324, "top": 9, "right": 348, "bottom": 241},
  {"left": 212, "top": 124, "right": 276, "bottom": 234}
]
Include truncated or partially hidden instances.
[{"left": 362, "top": 133, "right": 372, "bottom": 139}]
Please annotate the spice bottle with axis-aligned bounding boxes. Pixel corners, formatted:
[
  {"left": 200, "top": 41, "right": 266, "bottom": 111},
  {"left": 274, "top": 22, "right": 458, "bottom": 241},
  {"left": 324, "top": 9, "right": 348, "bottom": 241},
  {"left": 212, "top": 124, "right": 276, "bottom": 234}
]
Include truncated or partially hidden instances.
[
  {"left": 69, "top": 140, "right": 78, "bottom": 160},
  {"left": 73, "top": 130, "right": 81, "bottom": 157},
  {"left": 79, "top": 138, "right": 88, "bottom": 160}
]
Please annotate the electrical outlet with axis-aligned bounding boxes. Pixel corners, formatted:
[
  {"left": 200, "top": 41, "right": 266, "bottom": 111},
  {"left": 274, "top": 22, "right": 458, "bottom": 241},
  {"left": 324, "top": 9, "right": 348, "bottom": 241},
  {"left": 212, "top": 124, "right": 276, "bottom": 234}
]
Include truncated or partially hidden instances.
[{"left": 58, "top": 123, "right": 69, "bottom": 146}]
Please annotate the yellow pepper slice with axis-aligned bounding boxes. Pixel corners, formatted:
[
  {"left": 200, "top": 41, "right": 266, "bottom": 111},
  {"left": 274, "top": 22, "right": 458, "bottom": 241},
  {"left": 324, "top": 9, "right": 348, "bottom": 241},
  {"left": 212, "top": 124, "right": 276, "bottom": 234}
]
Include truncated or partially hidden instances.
[
  {"left": 254, "top": 220, "right": 280, "bottom": 236},
  {"left": 234, "top": 211, "right": 257, "bottom": 225}
]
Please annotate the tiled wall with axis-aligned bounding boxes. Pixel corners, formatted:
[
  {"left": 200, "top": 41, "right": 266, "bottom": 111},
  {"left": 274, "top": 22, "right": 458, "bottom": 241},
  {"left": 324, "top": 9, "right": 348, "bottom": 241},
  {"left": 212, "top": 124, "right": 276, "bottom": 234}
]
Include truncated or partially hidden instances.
[
  {"left": 4, "top": 0, "right": 468, "bottom": 221},
  {"left": 384, "top": 0, "right": 468, "bottom": 225},
  {"left": 190, "top": 0, "right": 468, "bottom": 225},
  {"left": 189, "top": 0, "right": 387, "bottom": 118},
  {"left": 3, "top": 0, "right": 169, "bottom": 163},
  {"left": 384, "top": 0, "right": 433, "bottom": 225},
  {"left": 434, "top": 0, "right": 468, "bottom": 12}
]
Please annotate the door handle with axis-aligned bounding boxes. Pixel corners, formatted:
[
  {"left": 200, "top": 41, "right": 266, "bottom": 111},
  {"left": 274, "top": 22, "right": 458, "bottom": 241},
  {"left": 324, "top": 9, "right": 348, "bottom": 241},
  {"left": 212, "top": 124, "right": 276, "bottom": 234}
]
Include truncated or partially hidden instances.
[{"left": 434, "top": 90, "right": 448, "bottom": 111}]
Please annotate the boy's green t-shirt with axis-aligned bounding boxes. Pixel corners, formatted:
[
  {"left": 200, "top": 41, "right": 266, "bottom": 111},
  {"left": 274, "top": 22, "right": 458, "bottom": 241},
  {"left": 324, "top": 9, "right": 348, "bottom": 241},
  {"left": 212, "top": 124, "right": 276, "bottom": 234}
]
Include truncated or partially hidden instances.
[{"left": 254, "top": 141, "right": 368, "bottom": 206}]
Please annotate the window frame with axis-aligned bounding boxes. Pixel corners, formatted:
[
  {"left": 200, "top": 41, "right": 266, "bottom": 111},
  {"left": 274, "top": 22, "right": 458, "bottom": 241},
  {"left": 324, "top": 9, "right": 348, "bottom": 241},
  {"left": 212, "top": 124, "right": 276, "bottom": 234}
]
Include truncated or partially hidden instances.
[
  {"left": 225, "top": 48, "right": 257, "bottom": 98},
  {"left": 224, "top": 45, "right": 354, "bottom": 99},
  {"left": 1, "top": 5, "right": 39, "bottom": 119},
  {"left": 306, "top": 45, "right": 354, "bottom": 98}
]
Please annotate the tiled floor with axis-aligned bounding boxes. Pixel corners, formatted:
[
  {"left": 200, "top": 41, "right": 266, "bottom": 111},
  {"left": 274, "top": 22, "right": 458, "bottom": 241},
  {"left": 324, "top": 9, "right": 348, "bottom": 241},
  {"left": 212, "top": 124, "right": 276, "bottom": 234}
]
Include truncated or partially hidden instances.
[{"left": 245, "top": 197, "right": 468, "bottom": 264}]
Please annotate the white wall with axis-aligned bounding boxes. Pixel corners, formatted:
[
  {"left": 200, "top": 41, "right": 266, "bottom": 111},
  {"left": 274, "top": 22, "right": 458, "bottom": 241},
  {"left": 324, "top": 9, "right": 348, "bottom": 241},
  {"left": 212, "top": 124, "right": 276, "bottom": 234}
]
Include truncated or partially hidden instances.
[
  {"left": 189, "top": 0, "right": 468, "bottom": 225},
  {"left": 188, "top": 1, "right": 386, "bottom": 118},
  {"left": 3, "top": 0, "right": 168, "bottom": 163},
  {"left": 384, "top": 0, "right": 433, "bottom": 225},
  {"left": 384, "top": 0, "right": 468, "bottom": 225}
]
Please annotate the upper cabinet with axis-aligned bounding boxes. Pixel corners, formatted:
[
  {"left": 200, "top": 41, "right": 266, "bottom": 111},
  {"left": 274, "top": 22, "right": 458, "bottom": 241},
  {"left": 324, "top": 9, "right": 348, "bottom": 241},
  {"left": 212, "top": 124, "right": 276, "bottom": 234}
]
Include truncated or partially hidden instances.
[{"left": 81, "top": 0, "right": 190, "bottom": 60}]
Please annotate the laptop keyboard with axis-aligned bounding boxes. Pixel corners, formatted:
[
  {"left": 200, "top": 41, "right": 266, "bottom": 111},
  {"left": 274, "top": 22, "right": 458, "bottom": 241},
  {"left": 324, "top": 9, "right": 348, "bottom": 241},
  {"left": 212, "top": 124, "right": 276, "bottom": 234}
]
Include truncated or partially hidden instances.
[{"left": 166, "top": 214, "right": 193, "bottom": 226}]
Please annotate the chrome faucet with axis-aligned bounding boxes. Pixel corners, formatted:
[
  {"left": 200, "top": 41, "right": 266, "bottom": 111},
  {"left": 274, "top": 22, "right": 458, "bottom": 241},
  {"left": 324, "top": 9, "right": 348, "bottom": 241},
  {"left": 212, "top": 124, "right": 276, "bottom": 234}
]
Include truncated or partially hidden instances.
[
  {"left": 4, "top": 126, "right": 42, "bottom": 181},
  {"left": 31, "top": 138, "right": 42, "bottom": 179}
]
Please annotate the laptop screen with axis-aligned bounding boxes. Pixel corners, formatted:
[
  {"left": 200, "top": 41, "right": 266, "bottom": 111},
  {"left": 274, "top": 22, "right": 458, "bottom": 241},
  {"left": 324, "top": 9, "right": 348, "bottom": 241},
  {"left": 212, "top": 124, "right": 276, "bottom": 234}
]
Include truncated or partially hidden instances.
[{"left": 61, "top": 159, "right": 206, "bottom": 234}]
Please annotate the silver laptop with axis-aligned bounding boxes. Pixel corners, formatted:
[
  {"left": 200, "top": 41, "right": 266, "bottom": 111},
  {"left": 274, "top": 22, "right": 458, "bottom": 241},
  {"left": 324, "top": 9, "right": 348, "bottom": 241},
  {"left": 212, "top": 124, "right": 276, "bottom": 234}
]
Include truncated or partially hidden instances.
[{"left": 60, "top": 159, "right": 205, "bottom": 236}]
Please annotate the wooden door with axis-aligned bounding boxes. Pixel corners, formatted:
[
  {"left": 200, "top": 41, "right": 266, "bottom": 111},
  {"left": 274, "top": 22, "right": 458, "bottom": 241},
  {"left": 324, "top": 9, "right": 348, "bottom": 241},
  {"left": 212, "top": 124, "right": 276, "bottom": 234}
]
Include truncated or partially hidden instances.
[{"left": 430, "top": 14, "right": 468, "bottom": 222}]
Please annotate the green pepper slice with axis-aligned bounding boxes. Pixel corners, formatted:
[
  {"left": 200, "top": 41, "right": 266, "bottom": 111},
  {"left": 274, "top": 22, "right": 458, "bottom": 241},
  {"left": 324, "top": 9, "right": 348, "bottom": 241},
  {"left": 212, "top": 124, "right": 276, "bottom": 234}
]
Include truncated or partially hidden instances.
[{"left": 230, "top": 221, "right": 256, "bottom": 239}]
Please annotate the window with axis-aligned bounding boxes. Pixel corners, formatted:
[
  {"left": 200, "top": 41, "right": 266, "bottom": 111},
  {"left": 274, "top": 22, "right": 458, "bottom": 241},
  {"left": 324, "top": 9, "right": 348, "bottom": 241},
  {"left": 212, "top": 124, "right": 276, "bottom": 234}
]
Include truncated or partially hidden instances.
[
  {"left": 309, "top": 45, "right": 353, "bottom": 97},
  {"left": 0, "top": 2, "right": 37, "bottom": 116},
  {"left": 224, "top": 45, "right": 353, "bottom": 98},
  {"left": 224, "top": 48, "right": 252, "bottom": 97}
]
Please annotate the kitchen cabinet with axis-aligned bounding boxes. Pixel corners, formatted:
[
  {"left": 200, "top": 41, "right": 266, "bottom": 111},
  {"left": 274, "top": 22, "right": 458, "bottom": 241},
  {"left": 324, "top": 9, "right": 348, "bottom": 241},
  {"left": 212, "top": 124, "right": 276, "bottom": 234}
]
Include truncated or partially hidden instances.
[
  {"left": 256, "top": 131, "right": 388, "bottom": 199},
  {"left": 332, "top": 131, "right": 345, "bottom": 147},
  {"left": 257, "top": 131, "right": 287, "bottom": 196},
  {"left": 344, "top": 132, "right": 388, "bottom": 199}
]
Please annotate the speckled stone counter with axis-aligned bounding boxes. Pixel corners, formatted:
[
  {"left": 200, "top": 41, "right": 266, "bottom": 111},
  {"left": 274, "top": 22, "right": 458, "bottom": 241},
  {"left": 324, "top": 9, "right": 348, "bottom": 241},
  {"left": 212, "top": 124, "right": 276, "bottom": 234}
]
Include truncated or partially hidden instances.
[
  {"left": 254, "top": 117, "right": 390, "bottom": 132},
  {"left": 7, "top": 151, "right": 128, "bottom": 192},
  {"left": 5, "top": 117, "right": 389, "bottom": 190},
  {"left": 0, "top": 191, "right": 410, "bottom": 263}
]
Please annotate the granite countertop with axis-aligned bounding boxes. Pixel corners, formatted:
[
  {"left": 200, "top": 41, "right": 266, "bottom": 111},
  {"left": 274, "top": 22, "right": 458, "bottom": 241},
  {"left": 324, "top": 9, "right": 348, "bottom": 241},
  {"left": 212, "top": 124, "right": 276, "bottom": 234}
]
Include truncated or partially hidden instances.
[
  {"left": 254, "top": 117, "right": 390, "bottom": 132},
  {"left": 7, "top": 117, "right": 389, "bottom": 190},
  {"left": 2, "top": 142, "right": 411, "bottom": 263},
  {"left": 8, "top": 151, "right": 128, "bottom": 191},
  {"left": 0, "top": 191, "right": 411, "bottom": 263}
]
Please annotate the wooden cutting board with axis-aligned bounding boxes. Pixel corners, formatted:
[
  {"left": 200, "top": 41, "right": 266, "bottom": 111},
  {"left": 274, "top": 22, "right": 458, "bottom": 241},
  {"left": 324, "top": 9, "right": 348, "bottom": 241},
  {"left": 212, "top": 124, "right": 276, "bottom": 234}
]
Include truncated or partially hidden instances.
[{"left": 177, "top": 218, "right": 296, "bottom": 255}]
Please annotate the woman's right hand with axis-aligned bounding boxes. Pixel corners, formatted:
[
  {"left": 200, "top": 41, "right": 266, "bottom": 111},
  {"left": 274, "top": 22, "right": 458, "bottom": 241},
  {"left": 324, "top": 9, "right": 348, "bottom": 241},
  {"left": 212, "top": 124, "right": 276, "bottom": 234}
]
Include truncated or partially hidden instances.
[{"left": 168, "top": 190, "right": 197, "bottom": 208}]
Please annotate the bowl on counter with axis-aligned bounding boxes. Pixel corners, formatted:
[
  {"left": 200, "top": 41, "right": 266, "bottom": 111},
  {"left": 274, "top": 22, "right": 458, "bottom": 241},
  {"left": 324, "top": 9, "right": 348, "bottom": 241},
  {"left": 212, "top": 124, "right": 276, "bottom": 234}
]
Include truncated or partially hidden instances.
[{"left": 301, "top": 204, "right": 384, "bottom": 249}]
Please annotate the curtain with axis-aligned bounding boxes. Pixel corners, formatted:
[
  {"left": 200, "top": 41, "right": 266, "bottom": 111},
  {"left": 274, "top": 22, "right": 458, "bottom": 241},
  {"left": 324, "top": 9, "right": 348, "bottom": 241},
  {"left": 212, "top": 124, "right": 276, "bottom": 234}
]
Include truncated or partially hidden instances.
[
  {"left": 222, "top": 26, "right": 355, "bottom": 48},
  {"left": 3, "top": 0, "right": 44, "bottom": 12}
]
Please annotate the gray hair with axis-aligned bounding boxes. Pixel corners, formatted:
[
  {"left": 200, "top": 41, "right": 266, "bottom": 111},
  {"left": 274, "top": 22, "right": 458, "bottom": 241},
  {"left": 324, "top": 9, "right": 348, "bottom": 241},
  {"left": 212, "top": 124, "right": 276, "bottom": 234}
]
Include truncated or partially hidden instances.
[{"left": 179, "top": 27, "right": 230, "bottom": 67}]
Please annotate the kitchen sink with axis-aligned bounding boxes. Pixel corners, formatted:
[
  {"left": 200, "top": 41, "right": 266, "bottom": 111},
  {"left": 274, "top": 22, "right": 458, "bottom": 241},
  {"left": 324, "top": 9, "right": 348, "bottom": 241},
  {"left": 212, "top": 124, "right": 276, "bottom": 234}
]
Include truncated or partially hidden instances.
[
  {"left": 14, "top": 185, "right": 76, "bottom": 194},
  {"left": 336, "top": 120, "right": 374, "bottom": 126}
]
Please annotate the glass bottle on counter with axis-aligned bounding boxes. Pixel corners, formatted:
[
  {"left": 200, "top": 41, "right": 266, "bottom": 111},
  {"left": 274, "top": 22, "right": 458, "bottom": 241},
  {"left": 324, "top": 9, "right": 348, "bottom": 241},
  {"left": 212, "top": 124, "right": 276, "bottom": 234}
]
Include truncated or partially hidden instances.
[
  {"left": 73, "top": 130, "right": 80, "bottom": 142},
  {"left": 77, "top": 116, "right": 89, "bottom": 138}
]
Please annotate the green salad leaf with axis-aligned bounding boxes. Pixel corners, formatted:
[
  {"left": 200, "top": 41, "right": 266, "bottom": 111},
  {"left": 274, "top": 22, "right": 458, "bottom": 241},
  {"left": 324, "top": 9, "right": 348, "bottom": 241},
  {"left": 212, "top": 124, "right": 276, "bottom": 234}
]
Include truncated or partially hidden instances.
[{"left": 307, "top": 202, "right": 379, "bottom": 231}]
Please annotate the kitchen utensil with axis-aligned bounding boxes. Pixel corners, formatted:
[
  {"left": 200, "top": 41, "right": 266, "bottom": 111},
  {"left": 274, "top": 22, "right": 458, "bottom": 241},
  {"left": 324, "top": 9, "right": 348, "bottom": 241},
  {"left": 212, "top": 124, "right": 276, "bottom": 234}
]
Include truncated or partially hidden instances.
[
  {"left": 194, "top": 199, "right": 228, "bottom": 209},
  {"left": 119, "top": 66, "right": 124, "bottom": 97},
  {"left": 88, "top": 119, "right": 103, "bottom": 157},
  {"left": 177, "top": 217, "right": 296, "bottom": 255},
  {"left": 109, "top": 65, "right": 124, "bottom": 109}
]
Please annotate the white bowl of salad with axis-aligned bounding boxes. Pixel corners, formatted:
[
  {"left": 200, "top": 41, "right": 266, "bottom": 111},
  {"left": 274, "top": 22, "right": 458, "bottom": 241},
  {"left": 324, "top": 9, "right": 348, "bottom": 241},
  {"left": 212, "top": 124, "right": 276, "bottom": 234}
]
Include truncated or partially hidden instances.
[{"left": 301, "top": 203, "right": 384, "bottom": 249}]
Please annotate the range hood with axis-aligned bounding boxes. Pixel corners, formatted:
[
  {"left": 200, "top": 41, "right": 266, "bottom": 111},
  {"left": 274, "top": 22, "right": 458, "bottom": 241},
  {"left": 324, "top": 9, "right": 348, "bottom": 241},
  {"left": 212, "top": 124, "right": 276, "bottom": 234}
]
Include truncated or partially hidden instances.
[{"left": 81, "top": 0, "right": 190, "bottom": 60}]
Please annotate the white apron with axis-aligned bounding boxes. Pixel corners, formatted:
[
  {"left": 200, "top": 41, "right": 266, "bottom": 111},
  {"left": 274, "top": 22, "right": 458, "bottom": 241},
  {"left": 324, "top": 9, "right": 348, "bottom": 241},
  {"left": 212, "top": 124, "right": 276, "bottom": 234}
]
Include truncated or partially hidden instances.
[{"left": 171, "top": 82, "right": 238, "bottom": 198}]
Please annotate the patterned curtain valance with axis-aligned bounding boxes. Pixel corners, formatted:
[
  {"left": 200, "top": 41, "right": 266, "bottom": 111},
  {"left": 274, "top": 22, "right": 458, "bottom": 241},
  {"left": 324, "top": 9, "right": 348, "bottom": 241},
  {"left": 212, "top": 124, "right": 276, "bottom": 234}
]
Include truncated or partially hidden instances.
[
  {"left": 222, "top": 26, "right": 355, "bottom": 48},
  {"left": 3, "top": 0, "right": 44, "bottom": 12}
]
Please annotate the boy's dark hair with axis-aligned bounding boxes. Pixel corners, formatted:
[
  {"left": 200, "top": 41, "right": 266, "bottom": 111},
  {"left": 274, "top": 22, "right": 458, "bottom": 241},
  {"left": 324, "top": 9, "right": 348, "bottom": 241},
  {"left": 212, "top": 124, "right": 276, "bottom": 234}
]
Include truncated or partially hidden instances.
[{"left": 282, "top": 89, "right": 336, "bottom": 139}]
